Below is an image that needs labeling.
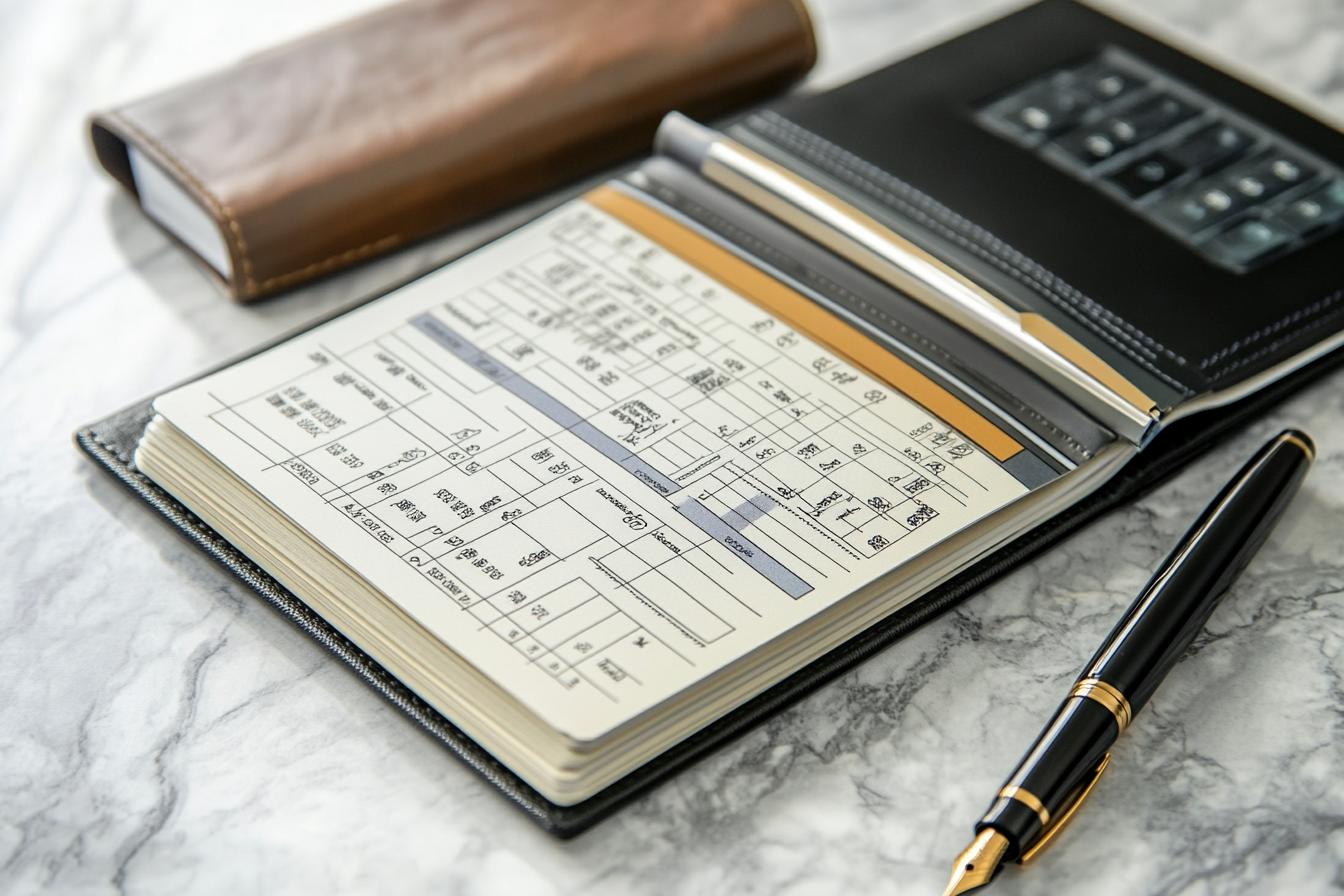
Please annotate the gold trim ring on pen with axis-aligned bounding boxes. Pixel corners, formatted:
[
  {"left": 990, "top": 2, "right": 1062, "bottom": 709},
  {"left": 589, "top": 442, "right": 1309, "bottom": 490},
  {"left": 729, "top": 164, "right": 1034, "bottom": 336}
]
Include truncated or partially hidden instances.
[
  {"left": 998, "top": 785, "right": 1050, "bottom": 827},
  {"left": 1071, "top": 678, "right": 1132, "bottom": 733}
]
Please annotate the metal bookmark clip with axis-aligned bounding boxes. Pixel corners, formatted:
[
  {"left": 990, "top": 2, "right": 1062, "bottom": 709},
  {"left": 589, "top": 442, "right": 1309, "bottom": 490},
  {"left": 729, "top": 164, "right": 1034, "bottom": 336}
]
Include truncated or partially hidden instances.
[
  {"left": 652, "top": 113, "right": 1162, "bottom": 446},
  {"left": 1018, "top": 753, "right": 1111, "bottom": 865}
]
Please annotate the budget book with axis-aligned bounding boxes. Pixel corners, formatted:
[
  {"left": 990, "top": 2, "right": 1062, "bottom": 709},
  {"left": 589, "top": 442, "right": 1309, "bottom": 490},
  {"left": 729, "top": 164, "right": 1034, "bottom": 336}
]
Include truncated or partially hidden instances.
[
  {"left": 135, "top": 183, "right": 1096, "bottom": 803},
  {"left": 82, "top": 0, "right": 1344, "bottom": 833}
]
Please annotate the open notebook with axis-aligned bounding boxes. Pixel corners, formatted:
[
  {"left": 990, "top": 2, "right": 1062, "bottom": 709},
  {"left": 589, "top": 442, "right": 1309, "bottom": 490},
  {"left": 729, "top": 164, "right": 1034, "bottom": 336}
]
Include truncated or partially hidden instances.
[{"left": 79, "top": 0, "right": 1344, "bottom": 834}]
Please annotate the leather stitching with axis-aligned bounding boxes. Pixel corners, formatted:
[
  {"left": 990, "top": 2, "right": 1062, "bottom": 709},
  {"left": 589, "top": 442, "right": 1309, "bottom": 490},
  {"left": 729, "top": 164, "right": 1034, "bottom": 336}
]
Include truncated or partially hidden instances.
[
  {"left": 750, "top": 112, "right": 1344, "bottom": 389},
  {"left": 1199, "top": 289, "right": 1343, "bottom": 378},
  {"left": 95, "top": 428, "right": 134, "bottom": 466},
  {"left": 255, "top": 235, "right": 404, "bottom": 292},
  {"left": 746, "top": 113, "right": 1197, "bottom": 396},
  {"left": 111, "top": 112, "right": 260, "bottom": 297},
  {"left": 1203, "top": 297, "right": 1344, "bottom": 382},
  {"left": 752, "top": 113, "right": 1183, "bottom": 365},
  {"left": 112, "top": 113, "right": 404, "bottom": 300}
]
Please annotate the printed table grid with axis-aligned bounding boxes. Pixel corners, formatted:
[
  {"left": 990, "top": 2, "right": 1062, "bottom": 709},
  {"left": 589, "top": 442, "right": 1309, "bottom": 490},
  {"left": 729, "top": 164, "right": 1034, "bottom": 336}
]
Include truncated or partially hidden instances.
[{"left": 196, "top": 205, "right": 1013, "bottom": 702}]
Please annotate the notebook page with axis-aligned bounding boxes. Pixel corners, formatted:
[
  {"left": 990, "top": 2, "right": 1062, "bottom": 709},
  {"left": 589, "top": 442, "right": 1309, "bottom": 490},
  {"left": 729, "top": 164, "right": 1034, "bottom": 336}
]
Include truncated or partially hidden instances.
[{"left": 151, "top": 193, "right": 1029, "bottom": 741}]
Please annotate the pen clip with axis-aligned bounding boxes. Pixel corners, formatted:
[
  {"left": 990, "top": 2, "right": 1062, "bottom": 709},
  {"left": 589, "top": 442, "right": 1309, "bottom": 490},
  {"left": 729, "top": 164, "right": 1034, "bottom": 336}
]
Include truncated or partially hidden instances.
[{"left": 1018, "top": 753, "right": 1111, "bottom": 866}]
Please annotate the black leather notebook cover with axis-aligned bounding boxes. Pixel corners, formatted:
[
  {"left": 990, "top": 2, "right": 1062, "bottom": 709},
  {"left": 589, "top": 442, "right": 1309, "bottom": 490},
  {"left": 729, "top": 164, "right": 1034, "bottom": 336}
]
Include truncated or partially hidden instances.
[
  {"left": 74, "top": 351, "right": 1344, "bottom": 837},
  {"left": 741, "top": 0, "right": 1344, "bottom": 410},
  {"left": 76, "top": 0, "right": 1344, "bottom": 836}
]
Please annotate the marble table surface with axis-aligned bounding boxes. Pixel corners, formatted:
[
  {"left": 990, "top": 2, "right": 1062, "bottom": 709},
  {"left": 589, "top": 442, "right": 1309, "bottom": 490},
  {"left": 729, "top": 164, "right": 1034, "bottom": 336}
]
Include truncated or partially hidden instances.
[{"left": 4, "top": 0, "right": 1344, "bottom": 893}]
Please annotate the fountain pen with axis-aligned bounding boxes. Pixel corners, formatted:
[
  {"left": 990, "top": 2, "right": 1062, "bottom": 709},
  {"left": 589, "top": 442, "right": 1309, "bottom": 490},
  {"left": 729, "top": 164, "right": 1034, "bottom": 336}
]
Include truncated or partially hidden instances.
[{"left": 942, "top": 429, "right": 1316, "bottom": 895}]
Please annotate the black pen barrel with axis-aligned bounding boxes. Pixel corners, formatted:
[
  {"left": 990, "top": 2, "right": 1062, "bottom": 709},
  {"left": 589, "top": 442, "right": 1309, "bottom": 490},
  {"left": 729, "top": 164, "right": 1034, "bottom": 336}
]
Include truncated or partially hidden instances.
[
  {"left": 1084, "top": 429, "right": 1314, "bottom": 712},
  {"left": 976, "top": 430, "right": 1314, "bottom": 861}
]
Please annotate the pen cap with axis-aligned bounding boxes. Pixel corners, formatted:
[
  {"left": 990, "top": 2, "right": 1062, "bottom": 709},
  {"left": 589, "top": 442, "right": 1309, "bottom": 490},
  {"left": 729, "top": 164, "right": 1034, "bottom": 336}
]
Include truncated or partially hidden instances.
[
  {"left": 1084, "top": 430, "right": 1314, "bottom": 713},
  {"left": 655, "top": 112, "right": 718, "bottom": 169}
]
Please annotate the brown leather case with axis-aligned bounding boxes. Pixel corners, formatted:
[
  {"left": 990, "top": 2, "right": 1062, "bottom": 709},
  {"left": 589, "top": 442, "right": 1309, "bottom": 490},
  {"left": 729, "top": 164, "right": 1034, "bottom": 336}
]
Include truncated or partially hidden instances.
[{"left": 89, "top": 0, "right": 815, "bottom": 301}]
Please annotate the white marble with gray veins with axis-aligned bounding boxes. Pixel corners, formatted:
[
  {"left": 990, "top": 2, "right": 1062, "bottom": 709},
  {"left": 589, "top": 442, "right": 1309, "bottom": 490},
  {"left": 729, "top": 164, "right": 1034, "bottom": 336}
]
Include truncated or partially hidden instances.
[{"left": 3, "top": 0, "right": 1344, "bottom": 893}]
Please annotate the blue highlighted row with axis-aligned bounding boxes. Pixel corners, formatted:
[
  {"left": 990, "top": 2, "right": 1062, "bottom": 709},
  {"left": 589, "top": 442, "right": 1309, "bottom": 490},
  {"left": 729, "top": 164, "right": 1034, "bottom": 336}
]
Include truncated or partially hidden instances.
[
  {"left": 412, "top": 314, "right": 680, "bottom": 495},
  {"left": 411, "top": 312, "right": 813, "bottom": 599}
]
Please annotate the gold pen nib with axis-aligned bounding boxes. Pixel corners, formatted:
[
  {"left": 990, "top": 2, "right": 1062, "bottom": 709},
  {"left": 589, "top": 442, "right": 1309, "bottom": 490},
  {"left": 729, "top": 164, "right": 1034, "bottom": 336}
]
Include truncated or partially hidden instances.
[{"left": 941, "top": 828, "right": 1010, "bottom": 896}]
